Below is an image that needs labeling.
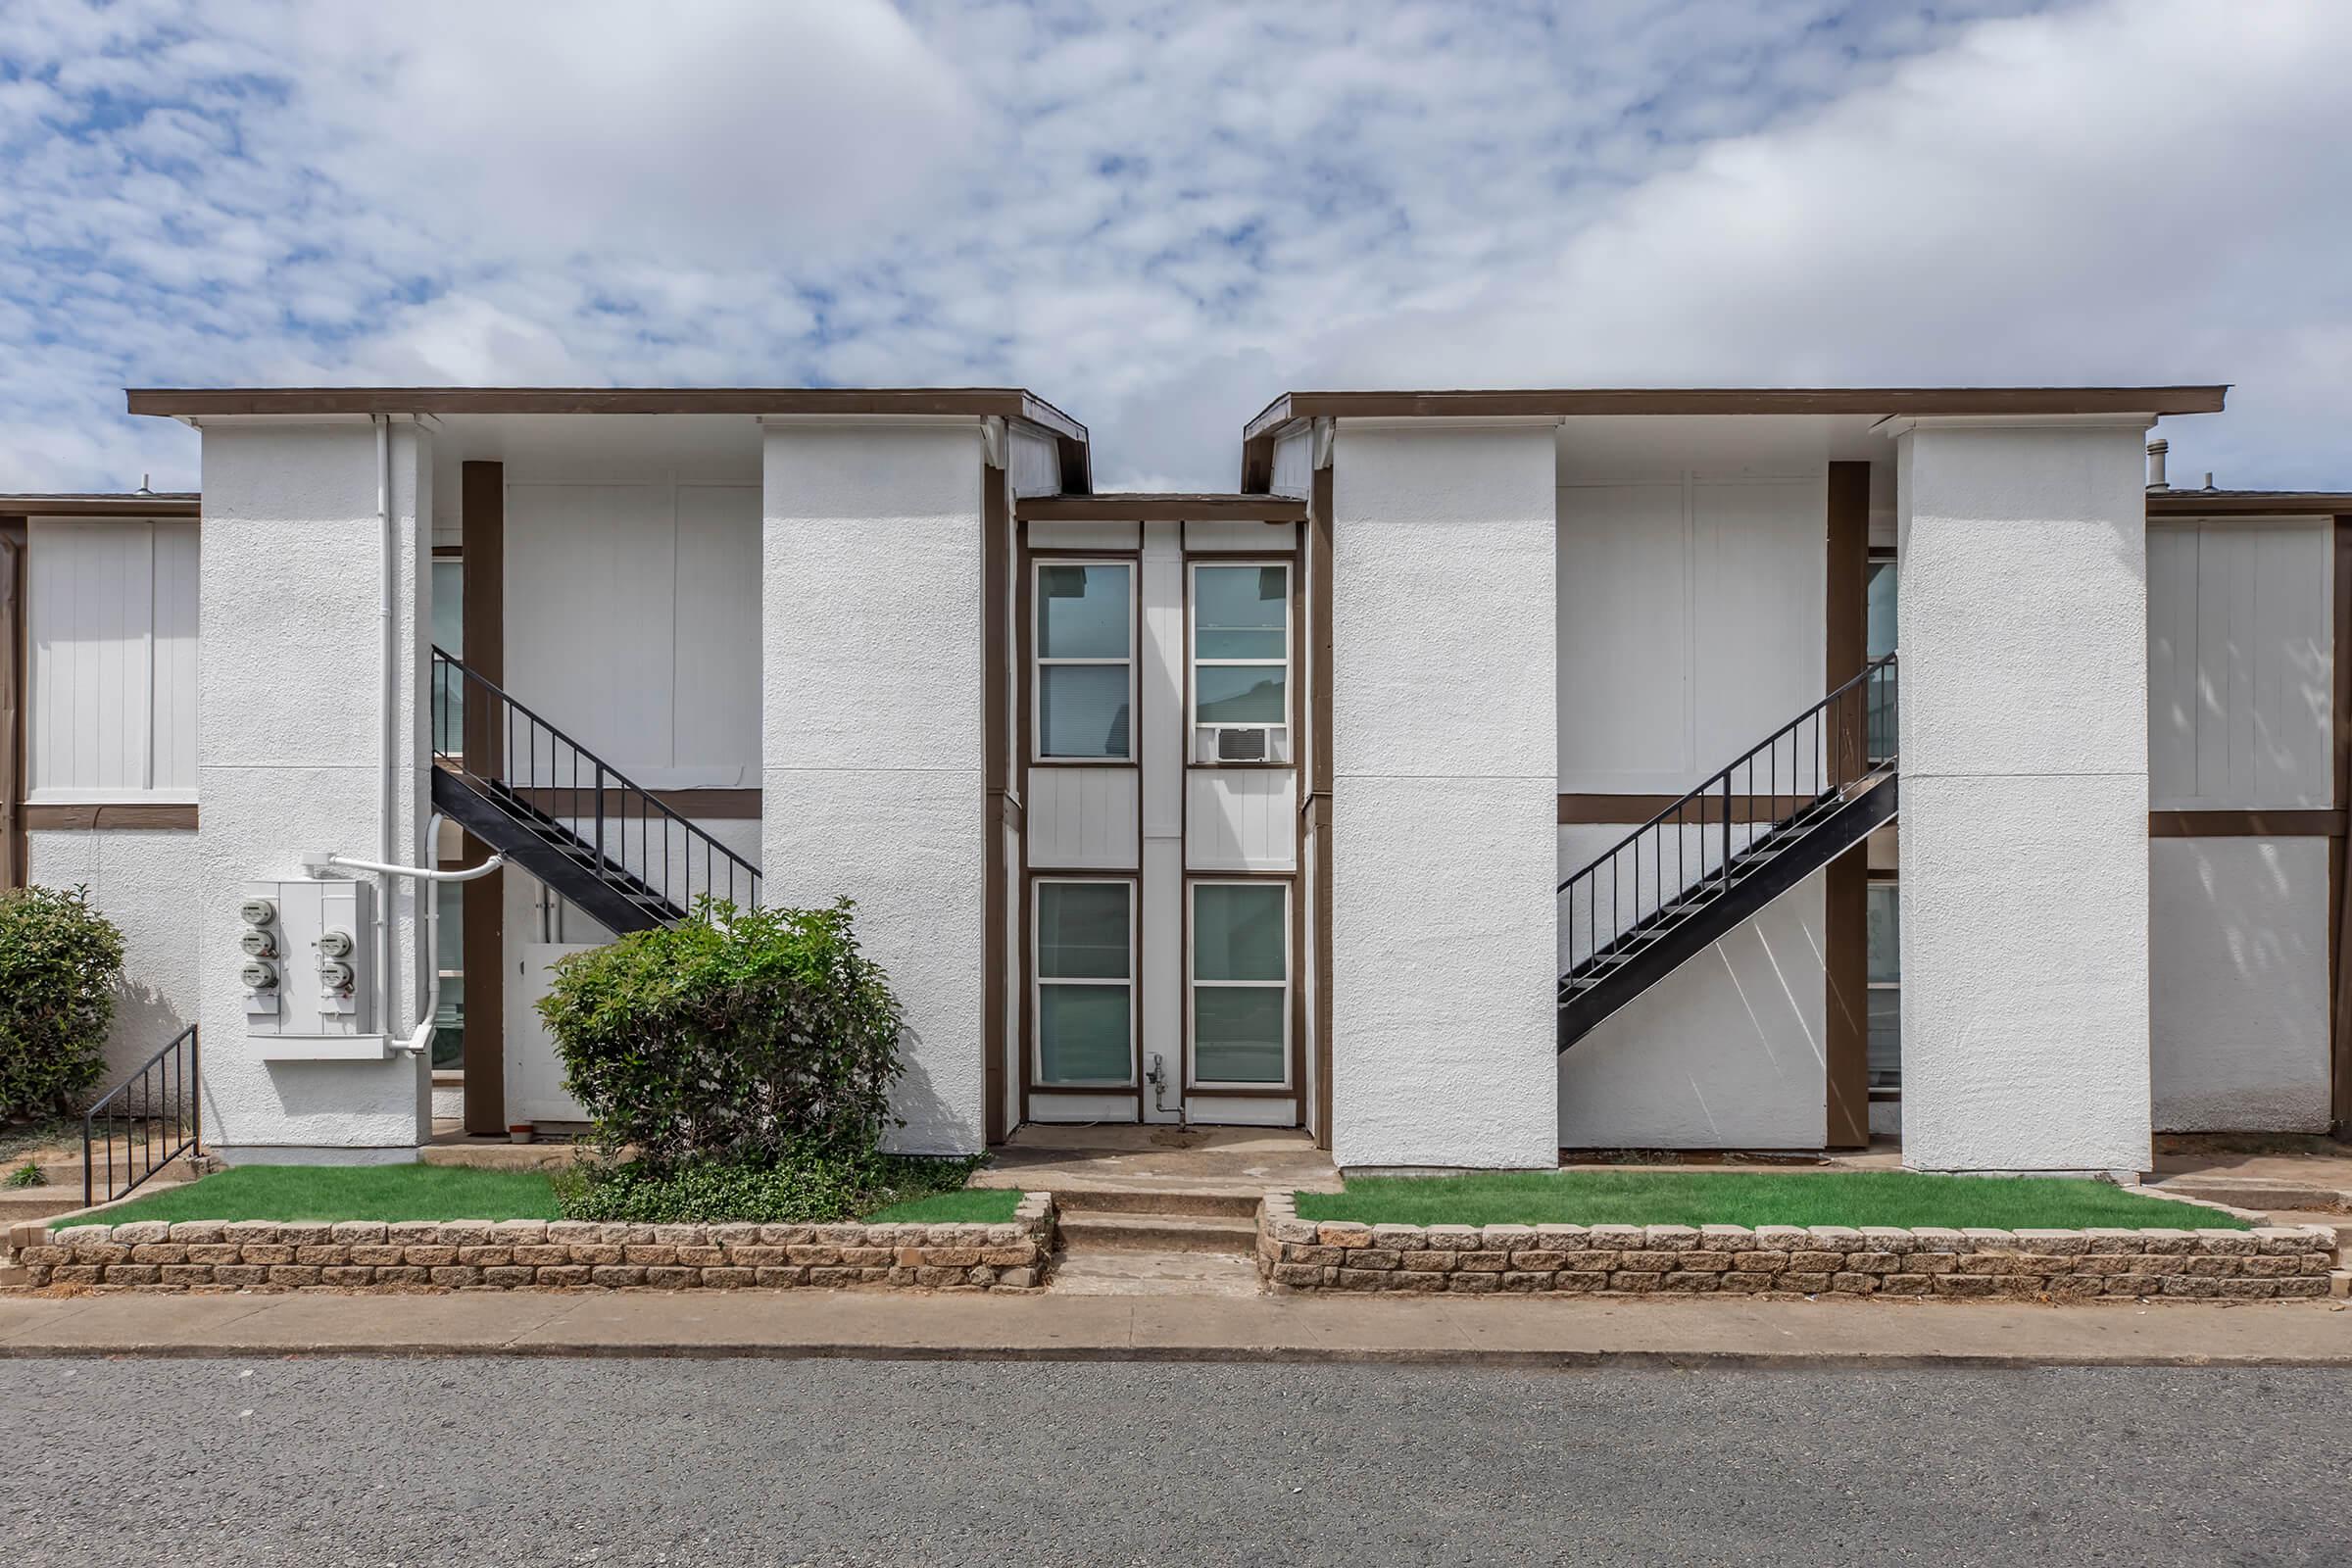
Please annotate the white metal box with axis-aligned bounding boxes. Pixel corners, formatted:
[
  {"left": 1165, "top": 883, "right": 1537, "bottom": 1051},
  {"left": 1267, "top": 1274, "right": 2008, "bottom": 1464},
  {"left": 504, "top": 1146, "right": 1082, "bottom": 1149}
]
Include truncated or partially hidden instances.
[{"left": 240, "top": 878, "right": 384, "bottom": 1058}]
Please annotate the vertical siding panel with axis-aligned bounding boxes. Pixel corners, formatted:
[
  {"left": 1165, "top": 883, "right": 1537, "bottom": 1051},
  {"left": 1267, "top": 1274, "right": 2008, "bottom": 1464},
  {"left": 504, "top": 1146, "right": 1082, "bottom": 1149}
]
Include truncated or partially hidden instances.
[{"left": 151, "top": 523, "right": 200, "bottom": 793}]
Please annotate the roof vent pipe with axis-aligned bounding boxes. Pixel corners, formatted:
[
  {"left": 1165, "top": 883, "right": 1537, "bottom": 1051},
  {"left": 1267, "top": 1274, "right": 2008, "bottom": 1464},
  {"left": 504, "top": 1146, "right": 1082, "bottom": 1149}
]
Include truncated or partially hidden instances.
[
  {"left": 2145, "top": 439, "right": 2169, "bottom": 491},
  {"left": 2203, "top": 472, "right": 2217, "bottom": 491}
]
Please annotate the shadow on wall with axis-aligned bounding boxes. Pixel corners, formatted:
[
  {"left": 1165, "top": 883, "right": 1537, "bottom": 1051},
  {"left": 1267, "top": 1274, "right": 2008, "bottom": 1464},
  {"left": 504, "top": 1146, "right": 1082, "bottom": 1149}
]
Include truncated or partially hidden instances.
[
  {"left": 882, "top": 1025, "right": 969, "bottom": 1156},
  {"left": 2152, "top": 837, "right": 2330, "bottom": 1132},
  {"left": 101, "top": 977, "right": 191, "bottom": 1094}
]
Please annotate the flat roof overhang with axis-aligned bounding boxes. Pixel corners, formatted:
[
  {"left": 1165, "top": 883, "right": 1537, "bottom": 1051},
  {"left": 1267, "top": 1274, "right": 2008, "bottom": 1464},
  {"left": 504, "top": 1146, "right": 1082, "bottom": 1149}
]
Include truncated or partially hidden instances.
[
  {"left": 1017, "top": 491, "right": 1306, "bottom": 523},
  {"left": 0, "top": 492, "right": 200, "bottom": 518},
  {"left": 2147, "top": 490, "right": 2352, "bottom": 517},
  {"left": 125, "top": 386, "right": 1092, "bottom": 493},
  {"left": 1238, "top": 385, "right": 2232, "bottom": 490}
]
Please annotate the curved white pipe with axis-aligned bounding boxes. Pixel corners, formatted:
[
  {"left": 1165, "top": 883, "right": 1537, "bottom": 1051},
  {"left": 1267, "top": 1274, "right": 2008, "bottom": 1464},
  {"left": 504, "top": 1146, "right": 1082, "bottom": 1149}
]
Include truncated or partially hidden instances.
[{"left": 320, "top": 813, "right": 504, "bottom": 1056}]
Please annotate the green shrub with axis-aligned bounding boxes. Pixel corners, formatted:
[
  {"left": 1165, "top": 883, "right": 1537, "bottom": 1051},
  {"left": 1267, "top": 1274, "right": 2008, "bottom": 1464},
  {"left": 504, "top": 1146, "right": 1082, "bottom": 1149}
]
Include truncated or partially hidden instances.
[
  {"left": 4, "top": 1160, "right": 45, "bottom": 1189},
  {"left": 535, "top": 898, "right": 906, "bottom": 1168},
  {"left": 0, "top": 886, "right": 126, "bottom": 1121},
  {"left": 553, "top": 1151, "right": 986, "bottom": 1225}
]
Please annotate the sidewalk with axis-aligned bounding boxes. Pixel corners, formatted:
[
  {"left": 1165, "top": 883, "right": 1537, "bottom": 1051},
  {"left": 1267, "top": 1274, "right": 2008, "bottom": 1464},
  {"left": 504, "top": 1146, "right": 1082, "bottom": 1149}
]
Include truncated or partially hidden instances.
[{"left": 2, "top": 1289, "right": 2346, "bottom": 1367}]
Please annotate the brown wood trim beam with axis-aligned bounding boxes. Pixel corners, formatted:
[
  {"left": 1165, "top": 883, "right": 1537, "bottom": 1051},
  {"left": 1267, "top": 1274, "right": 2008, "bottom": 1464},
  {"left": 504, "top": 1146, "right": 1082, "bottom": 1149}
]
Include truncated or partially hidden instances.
[
  {"left": 982, "top": 465, "right": 1010, "bottom": 1146},
  {"left": 21, "top": 803, "right": 198, "bottom": 829},
  {"left": 2149, "top": 492, "right": 2352, "bottom": 517},
  {"left": 459, "top": 831, "right": 506, "bottom": 1137},
  {"left": 1823, "top": 461, "right": 1871, "bottom": 1152},
  {"left": 2334, "top": 514, "right": 2352, "bottom": 1138},
  {"left": 1559, "top": 793, "right": 1832, "bottom": 826},
  {"left": 0, "top": 495, "right": 200, "bottom": 518},
  {"left": 1, "top": 526, "right": 22, "bottom": 888},
  {"left": 2147, "top": 808, "right": 2346, "bottom": 838},
  {"left": 503, "top": 785, "right": 762, "bottom": 820},
  {"left": 1019, "top": 493, "right": 1307, "bottom": 524},
  {"left": 459, "top": 461, "right": 507, "bottom": 1138}
]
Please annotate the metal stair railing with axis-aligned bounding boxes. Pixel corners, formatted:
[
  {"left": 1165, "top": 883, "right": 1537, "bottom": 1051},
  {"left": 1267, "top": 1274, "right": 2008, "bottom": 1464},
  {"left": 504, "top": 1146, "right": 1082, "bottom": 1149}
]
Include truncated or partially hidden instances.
[
  {"left": 82, "top": 1023, "right": 199, "bottom": 1209},
  {"left": 430, "top": 647, "right": 761, "bottom": 920},
  {"left": 1559, "top": 654, "right": 1896, "bottom": 991}
]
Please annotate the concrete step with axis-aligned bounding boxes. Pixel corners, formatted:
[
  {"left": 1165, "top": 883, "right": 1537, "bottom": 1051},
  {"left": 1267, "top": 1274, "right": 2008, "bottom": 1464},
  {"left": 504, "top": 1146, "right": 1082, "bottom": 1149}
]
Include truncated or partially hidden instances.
[
  {"left": 1034, "top": 1185, "right": 1266, "bottom": 1219},
  {"left": 1050, "top": 1247, "right": 1262, "bottom": 1298},
  {"left": 2148, "top": 1175, "right": 2351, "bottom": 1215},
  {"left": 0, "top": 1180, "right": 199, "bottom": 1252},
  {"left": 1057, "top": 1211, "right": 1258, "bottom": 1254}
]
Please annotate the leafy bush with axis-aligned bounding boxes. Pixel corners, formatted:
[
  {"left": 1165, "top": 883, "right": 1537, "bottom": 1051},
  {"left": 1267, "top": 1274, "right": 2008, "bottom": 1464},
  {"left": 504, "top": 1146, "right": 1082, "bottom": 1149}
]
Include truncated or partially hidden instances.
[
  {"left": 536, "top": 898, "right": 906, "bottom": 1168},
  {"left": 0, "top": 886, "right": 126, "bottom": 1121},
  {"left": 553, "top": 1151, "right": 986, "bottom": 1225}
]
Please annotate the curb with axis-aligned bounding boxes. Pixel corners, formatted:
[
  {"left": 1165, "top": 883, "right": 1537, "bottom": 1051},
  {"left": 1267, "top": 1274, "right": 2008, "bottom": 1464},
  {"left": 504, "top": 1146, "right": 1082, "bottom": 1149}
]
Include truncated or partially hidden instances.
[{"left": 6, "top": 1339, "right": 2352, "bottom": 1369}]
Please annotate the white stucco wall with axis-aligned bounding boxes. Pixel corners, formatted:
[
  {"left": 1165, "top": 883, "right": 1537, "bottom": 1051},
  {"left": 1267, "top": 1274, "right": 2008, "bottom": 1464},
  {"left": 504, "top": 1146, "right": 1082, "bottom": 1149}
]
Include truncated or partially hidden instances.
[
  {"left": 2150, "top": 836, "right": 2331, "bottom": 1131},
  {"left": 25, "top": 828, "right": 203, "bottom": 1088},
  {"left": 1330, "top": 422, "right": 1557, "bottom": 1169},
  {"left": 195, "top": 421, "right": 433, "bottom": 1160},
  {"left": 761, "top": 420, "right": 987, "bottom": 1155},
  {"left": 1555, "top": 827, "right": 1827, "bottom": 1149},
  {"left": 1895, "top": 420, "right": 2151, "bottom": 1176}
]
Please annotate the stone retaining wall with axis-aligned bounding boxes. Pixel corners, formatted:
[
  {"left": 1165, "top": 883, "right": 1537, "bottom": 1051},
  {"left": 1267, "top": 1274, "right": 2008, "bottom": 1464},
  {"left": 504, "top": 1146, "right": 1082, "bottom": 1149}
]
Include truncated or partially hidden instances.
[
  {"left": 14, "top": 1194, "right": 1056, "bottom": 1293},
  {"left": 1255, "top": 1194, "right": 2336, "bottom": 1300}
]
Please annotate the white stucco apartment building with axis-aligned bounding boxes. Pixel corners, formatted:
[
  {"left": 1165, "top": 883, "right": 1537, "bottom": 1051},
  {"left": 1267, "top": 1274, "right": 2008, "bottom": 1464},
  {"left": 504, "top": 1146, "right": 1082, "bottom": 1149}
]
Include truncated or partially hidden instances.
[{"left": 3, "top": 381, "right": 2343, "bottom": 1177}]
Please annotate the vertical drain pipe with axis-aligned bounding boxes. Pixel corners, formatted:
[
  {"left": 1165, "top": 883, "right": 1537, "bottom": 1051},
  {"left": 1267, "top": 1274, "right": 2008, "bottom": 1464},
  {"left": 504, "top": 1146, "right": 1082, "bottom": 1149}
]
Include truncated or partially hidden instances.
[{"left": 373, "top": 414, "right": 398, "bottom": 1048}]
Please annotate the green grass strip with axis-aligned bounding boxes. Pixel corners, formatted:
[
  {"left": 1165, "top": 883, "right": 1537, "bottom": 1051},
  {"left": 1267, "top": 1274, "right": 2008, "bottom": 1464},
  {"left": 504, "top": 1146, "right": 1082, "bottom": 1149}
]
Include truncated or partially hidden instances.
[
  {"left": 1293, "top": 1169, "right": 2248, "bottom": 1231},
  {"left": 861, "top": 1187, "right": 1022, "bottom": 1224},
  {"left": 71, "top": 1163, "right": 563, "bottom": 1227}
]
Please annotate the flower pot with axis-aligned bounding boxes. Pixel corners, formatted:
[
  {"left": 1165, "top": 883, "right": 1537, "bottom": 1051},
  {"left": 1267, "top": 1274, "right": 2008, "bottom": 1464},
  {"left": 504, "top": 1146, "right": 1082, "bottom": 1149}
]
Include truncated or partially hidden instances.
[{"left": 508, "top": 1125, "right": 534, "bottom": 1145}]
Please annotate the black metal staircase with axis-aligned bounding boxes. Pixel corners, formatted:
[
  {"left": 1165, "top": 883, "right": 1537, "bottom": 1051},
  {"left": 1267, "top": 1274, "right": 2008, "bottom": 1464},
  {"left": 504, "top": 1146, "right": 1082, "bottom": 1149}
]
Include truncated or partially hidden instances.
[
  {"left": 430, "top": 648, "right": 760, "bottom": 932},
  {"left": 1558, "top": 654, "right": 1896, "bottom": 1051}
]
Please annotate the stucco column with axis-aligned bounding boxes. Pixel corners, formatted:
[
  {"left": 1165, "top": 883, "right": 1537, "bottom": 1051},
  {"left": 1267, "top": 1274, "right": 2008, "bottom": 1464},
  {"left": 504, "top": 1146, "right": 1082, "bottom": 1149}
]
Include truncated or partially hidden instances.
[
  {"left": 1329, "top": 421, "right": 1558, "bottom": 1169},
  {"left": 196, "top": 420, "right": 434, "bottom": 1160},
  {"left": 1893, "top": 417, "right": 2152, "bottom": 1176},
  {"left": 761, "top": 418, "right": 988, "bottom": 1155}
]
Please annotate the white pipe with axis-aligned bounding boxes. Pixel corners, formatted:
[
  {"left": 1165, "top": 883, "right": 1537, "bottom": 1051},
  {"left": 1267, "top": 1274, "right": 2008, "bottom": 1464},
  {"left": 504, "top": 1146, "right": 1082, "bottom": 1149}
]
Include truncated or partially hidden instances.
[
  {"left": 318, "top": 815, "right": 504, "bottom": 1056},
  {"left": 373, "top": 414, "right": 397, "bottom": 1058}
]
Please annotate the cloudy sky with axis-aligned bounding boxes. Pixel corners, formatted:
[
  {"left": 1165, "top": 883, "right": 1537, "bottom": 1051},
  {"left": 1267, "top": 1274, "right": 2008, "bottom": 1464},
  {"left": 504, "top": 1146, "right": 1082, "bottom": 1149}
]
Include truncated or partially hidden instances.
[{"left": 2, "top": 0, "right": 2347, "bottom": 492}]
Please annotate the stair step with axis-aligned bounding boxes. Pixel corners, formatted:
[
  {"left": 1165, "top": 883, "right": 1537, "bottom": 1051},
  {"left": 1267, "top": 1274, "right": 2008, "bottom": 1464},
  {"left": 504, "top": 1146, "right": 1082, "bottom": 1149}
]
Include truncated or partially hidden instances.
[
  {"left": 1057, "top": 1212, "right": 1258, "bottom": 1254},
  {"left": 1008, "top": 1184, "right": 1266, "bottom": 1219},
  {"left": 1050, "top": 1247, "right": 1262, "bottom": 1298}
]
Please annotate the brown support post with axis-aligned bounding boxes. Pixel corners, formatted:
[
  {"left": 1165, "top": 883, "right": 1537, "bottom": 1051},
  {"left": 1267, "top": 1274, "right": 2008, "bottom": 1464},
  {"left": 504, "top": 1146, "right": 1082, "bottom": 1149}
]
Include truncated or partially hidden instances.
[
  {"left": 1822, "top": 462, "right": 1872, "bottom": 1150},
  {"left": 460, "top": 462, "right": 507, "bottom": 1136},
  {"left": 2331, "top": 515, "right": 2352, "bottom": 1140},
  {"left": 981, "top": 465, "right": 1010, "bottom": 1146},
  {"left": 0, "top": 521, "right": 23, "bottom": 891},
  {"left": 1309, "top": 464, "right": 1336, "bottom": 1151}
]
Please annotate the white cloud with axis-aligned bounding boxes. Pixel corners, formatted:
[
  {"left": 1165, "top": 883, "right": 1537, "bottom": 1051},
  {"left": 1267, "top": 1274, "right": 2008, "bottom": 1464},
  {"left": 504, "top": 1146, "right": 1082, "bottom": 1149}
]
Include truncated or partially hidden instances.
[{"left": 0, "top": 0, "right": 2343, "bottom": 493}]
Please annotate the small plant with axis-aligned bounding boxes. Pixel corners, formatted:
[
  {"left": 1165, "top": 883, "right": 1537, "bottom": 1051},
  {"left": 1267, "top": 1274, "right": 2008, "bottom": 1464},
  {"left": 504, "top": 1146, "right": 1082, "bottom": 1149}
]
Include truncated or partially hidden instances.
[
  {"left": 552, "top": 1151, "right": 986, "bottom": 1225},
  {"left": 4, "top": 1159, "right": 46, "bottom": 1189},
  {"left": 536, "top": 898, "right": 906, "bottom": 1169},
  {"left": 0, "top": 886, "right": 127, "bottom": 1121}
]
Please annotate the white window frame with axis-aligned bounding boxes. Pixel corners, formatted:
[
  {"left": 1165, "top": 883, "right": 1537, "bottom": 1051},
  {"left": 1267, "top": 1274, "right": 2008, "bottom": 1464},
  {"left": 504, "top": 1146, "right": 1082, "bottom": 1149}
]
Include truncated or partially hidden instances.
[
  {"left": 1031, "top": 876, "right": 1139, "bottom": 1090},
  {"left": 1187, "top": 559, "right": 1292, "bottom": 735},
  {"left": 1185, "top": 877, "right": 1292, "bottom": 1092},
  {"left": 1032, "top": 558, "right": 1137, "bottom": 762}
]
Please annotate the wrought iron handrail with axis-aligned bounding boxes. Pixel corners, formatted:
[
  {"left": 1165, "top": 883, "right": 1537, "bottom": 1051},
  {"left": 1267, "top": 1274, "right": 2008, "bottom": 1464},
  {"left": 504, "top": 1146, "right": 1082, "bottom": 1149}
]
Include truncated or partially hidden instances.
[
  {"left": 1559, "top": 653, "right": 1897, "bottom": 985},
  {"left": 431, "top": 646, "right": 761, "bottom": 915},
  {"left": 83, "top": 1023, "right": 198, "bottom": 1209}
]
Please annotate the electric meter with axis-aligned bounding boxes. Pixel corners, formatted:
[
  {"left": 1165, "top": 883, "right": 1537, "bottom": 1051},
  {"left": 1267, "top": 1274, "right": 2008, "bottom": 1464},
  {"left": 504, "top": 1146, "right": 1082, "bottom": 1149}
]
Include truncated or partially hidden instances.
[
  {"left": 318, "top": 959, "right": 357, "bottom": 992},
  {"left": 240, "top": 959, "right": 279, "bottom": 990},
  {"left": 317, "top": 929, "right": 356, "bottom": 959},
  {"left": 238, "top": 897, "right": 277, "bottom": 927},
  {"left": 238, "top": 928, "right": 277, "bottom": 957}
]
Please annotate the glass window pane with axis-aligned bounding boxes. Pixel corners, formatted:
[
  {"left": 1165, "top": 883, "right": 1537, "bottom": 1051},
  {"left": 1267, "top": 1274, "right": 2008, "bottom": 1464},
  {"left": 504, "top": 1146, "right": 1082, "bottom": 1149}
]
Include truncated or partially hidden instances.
[
  {"left": 1867, "top": 988, "right": 1900, "bottom": 1089},
  {"left": 1038, "top": 882, "right": 1130, "bottom": 979},
  {"left": 1039, "top": 984, "right": 1132, "bottom": 1083},
  {"left": 1195, "top": 884, "right": 1285, "bottom": 982},
  {"left": 432, "top": 974, "right": 465, "bottom": 1069},
  {"left": 1041, "top": 665, "right": 1131, "bottom": 758},
  {"left": 1039, "top": 564, "right": 1130, "bottom": 658},
  {"left": 1866, "top": 884, "right": 1899, "bottom": 984},
  {"left": 1194, "top": 986, "right": 1285, "bottom": 1083},
  {"left": 1196, "top": 665, "right": 1286, "bottom": 724},
  {"left": 432, "top": 560, "right": 465, "bottom": 754},
  {"left": 435, "top": 880, "right": 465, "bottom": 974},
  {"left": 1195, "top": 564, "right": 1287, "bottom": 660},
  {"left": 1866, "top": 560, "right": 1897, "bottom": 660}
]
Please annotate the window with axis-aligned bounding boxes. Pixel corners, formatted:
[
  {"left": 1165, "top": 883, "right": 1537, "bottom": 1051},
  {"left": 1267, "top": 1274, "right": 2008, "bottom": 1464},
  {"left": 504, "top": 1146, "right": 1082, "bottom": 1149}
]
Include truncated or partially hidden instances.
[
  {"left": 1033, "top": 879, "right": 1135, "bottom": 1086},
  {"left": 1190, "top": 564, "right": 1290, "bottom": 754},
  {"left": 1189, "top": 880, "right": 1289, "bottom": 1087},
  {"left": 1866, "top": 552, "right": 1896, "bottom": 761},
  {"left": 1866, "top": 878, "right": 1899, "bottom": 1095},
  {"left": 433, "top": 877, "right": 465, "bottom": 1070},
  {"left": 431, "top": 557, "right": 464, "bottom": 755},
  {"left": 26, "top": 520, "right": 198, "bottom": 802},
  {"left": 1034, "top": 563, "right": 1133, "bottom": 760}
]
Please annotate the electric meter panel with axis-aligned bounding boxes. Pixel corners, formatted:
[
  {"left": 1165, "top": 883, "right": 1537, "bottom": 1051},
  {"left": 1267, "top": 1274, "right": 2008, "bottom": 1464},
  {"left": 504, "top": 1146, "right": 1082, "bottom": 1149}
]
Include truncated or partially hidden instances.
[{"left": 242, "top": 879, "right": 374, "bottom": 1045}]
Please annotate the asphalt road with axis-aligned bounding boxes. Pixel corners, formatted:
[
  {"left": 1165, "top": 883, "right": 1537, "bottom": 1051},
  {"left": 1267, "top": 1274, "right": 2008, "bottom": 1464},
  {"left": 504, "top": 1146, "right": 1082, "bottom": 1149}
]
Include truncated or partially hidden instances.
[{"left": 4, "top": 1357, "right": 2344, "bottom": 1565}]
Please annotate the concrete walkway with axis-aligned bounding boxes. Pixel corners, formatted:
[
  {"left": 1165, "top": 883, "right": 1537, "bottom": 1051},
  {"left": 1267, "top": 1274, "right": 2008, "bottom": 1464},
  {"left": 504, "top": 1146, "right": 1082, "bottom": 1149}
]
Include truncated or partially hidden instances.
[{"left": 2, "top": 1289, "right": 2346, "bottom": 1365}]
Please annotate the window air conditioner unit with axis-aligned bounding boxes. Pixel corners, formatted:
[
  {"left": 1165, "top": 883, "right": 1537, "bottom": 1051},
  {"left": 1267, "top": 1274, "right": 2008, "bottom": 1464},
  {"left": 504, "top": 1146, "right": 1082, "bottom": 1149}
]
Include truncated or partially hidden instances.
[{"left": 1215, "top": 727, "right": 1269, "bottom": 762}]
